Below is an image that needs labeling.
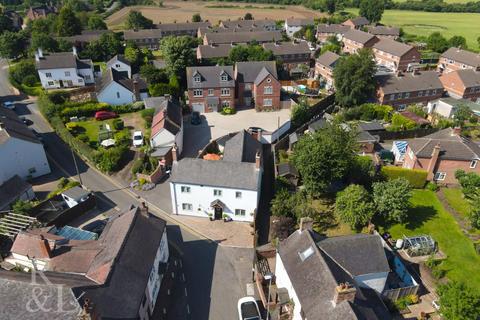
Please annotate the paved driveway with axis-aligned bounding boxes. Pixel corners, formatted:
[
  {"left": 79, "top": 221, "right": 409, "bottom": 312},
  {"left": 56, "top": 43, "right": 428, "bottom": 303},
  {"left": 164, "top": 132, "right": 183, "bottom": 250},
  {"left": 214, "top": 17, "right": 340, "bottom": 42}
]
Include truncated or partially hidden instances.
[{"left": 183, "top": 108, "right": 291, "bottom": 157}]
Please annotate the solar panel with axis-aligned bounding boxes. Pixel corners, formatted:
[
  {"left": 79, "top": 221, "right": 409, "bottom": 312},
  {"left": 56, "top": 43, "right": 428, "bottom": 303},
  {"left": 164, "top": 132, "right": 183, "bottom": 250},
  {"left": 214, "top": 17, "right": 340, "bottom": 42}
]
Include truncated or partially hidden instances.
[{"left": 50, "top": 225, "right": 98, "bottom": 240}]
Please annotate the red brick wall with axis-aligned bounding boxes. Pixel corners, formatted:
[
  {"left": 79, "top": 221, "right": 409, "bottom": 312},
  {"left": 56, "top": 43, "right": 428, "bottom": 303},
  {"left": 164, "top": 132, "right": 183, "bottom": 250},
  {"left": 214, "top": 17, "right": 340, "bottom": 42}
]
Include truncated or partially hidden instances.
[
  {"left": 377, "top": 88, "right": 443, "bottom": 108},
  {"left": 253, "top": 75, "right": 281, "bottom": 111},
  {"left": 373, "top": 48, "right": 420, "bottom": 72},
  {"left": 342, "top": 37, "right": 378, "bottom": 55},
  {"left": 315, "top": 63, "right": 334, "bottom": 85},
  {"left": 188, "top": 87, "right": 235, "bottom": 112},
  {"left": 437, "top": 57, "right": 480, "bottom": 74}
]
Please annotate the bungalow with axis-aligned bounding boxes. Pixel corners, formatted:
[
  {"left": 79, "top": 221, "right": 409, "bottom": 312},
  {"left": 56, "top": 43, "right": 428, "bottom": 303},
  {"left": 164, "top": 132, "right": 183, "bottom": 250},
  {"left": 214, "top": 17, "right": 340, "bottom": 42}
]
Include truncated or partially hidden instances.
[
  {"left": 342, "top": 29, "right": 378, "bottom": 55},
  {"left": 366, "top": 26, "right": 400, "bottom": 40},
  {"left": 262, "top": 41, "right": 311, "bottom": 73},
  {"left": 170, "top": 130, "right": 262, "bottom": 222},
  {"left": 316, "top": 24, "right": 350, "bottom": 43},
  {"left": 284, "top": 18, "right": 314, "bottom": 37},
  {"left": 219, "top": 19, "right": 277, "bottom": 31},
  {"left": 275, "top": 222, "right": 393, "bottom": 320},
  {"left": 372, "top": 38, "right": 420, "bottom": 72},
  {"left": 376, "top": 71, "right": 444, "bottom": 110},
  {"left": 439, "top": 69, "right": 480, "bottom": 101},
  {"left": 315, "top": 51, "right": 341, "bottom": 89},
  {"left": 437, "top": 47, "right": 480, "bottom": 74},
  {"left": 203, "top": 30, "right": 283, "bottom": 45},
  {"left": 427, "top": 97, "right": 480, "bottom": 118},
  {"left": 186, "top": 65, "right": 235, "bottom": 113},
  {"left": 96, "top": 69, "right": 148, "bottom": 105},
  {"left": 147, "top": 96, "right": 184, "bottom": 156},
  {"left": 0, "top": 108, "right": 50, "bottom": 184},
  {"left": 403, "top": 128, "right": 480, "bottom": 184},
  {"left": 235, "top": 61, "right": 281, "bottom": 110},
  {"left": 399, "top": 111, "right": 430, "bottom": 127},
  {"left": 342, "top": 16, "right": 370, "bottom": 29},
  {"left": 35, "top": 48, "right": 95, "bottom": 89}
]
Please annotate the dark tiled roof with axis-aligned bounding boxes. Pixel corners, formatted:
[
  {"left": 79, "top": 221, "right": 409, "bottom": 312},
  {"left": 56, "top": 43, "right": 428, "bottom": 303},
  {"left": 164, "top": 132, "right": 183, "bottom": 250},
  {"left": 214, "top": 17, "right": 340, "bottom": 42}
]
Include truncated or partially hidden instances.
[
  {"left": 170, "top": 158, "right": 260, "bottom": 190},
  {"left": 373, "top": 38, "right": 415, "bottom": 57},
  {"left": 0, "top": 108, "right": 40, "bottom": 145},
  {"left": 197, "top": 44, "right": 233, "bottom": 59},
  {"left": 343, "top": 29, "right": 377, "bottom": 44},
  {"left": 220, "top": 19, "right": 276, "bottom": 29},
  {"left": 235, "top": 61, "right": 277, "bottom": 83},
  {"left": 62, "top": 186, "right": 89, "bottom": 200},
  {"left": 277, "top": 163, "right": 299, "bottom": 177},
  {"left": 367, "top": 26, "right": 400, "bottom": 37},
  {"left": 204, "top": 30, "right": 282, "bottom": 45},
  {"left": 317, "top": 24, "right": 351, "bottom": 34},
  {"left": 377, "top": 71, "right": 443, "bottom": 95},
  {"left": 408, "top": 128, "right": 480, "bottom": 161},
  {"left": 96, "top": 69, "right": 147, "bottom": 94},
  {"left": 156, "top": 21, "right": 210, "bottom": 32},
  {"left": 285, "top": 18, "right": 314, "bottom": 26},
  {"left": 186, "top": 65, "right": 235, "bottom": 89},
  {"left": 358, "top": 121, "right": 385, "bottom": 132},
  {"left": 223, "top": 130, "right": 261, "bottom": 163},
  {"left": 441, "top": 47, "right": 480, "bottom": 68},
  {"left": 316, "top": 51, "right": 341, "bottom": 68},
  {"left": 35, "top": 52, "right": 92, "bottom": 70},
  {"left": 254, "top": 67, "right": 275, "bottom": 85},
  {"left": 106, "top": 54, "right": 130, "bottom": 68},
  {"left": 60, "top": 30, "right": 110, "bottom": 43},
  {"left": 451, "top": 69, "right": 480, "bottom": 88},
  {"left": 123, "top": 28, "right": 162, "bottom": 40},
  {"left": 0, "top": 175, "right": 32, "bottom": 210},
  {"left": 344, "top": 16, "right": 370, "bottom": 26},
  {"left": 262, "top": 41, "right": 310, "bottom": 56}
]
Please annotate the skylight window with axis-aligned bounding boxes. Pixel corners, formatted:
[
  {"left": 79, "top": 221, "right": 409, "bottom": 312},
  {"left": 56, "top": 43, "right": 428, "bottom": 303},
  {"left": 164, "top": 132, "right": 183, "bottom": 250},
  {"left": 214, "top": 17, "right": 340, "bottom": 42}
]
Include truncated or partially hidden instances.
[{"left": 298, "top": 246, "right": 314, "bottom": 262}]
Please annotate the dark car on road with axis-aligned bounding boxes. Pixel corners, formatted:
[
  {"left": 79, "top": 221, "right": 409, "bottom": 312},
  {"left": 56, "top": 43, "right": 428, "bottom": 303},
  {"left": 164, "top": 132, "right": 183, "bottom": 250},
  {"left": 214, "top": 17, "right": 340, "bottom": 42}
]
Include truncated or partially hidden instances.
[{"left": 191, "top": 111, "right": 201, "bottom": 125}]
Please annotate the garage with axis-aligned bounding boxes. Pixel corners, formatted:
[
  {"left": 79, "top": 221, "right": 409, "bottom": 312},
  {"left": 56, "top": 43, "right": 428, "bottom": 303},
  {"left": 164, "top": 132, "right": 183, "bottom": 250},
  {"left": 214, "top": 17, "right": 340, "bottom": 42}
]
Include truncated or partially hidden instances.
[{"left": 192, "top": 103, "right": 205, "bottom": 113}]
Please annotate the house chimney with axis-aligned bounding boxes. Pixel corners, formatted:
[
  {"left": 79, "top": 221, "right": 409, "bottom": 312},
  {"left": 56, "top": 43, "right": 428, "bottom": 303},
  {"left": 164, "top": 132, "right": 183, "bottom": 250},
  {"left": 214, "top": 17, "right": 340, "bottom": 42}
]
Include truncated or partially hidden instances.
[
  {"left": 140, "top": 201, "right": 149, "bottom": 217},
  {"left": 72, "top": 46, "right": 77, "bottom": 56},
  {"left": 172, "top": 143, "right": 178, "bottom": 162},
  {"left": 132, "top": 79, "right": 140, "bottom": 101},
  {"left": 427, "top": 144, "right": 441, "bottom": 181},
  {"left": 255, "top": 151, "right": 261, "bottom": 170},
  {"left": 333, "top": 283, "right": 357, "bottom": 306},
  {"left": 299, "top": 217, "right": 313, "bottom": 233},
  {"left": 37, "top": 48, "right": 43, "bottom": 58},
  {"left": 39, "top": 235, "right": 52, "bottom": 258},
  {"left": 35, "top": 53, "right": 40, "bottom": 62}
]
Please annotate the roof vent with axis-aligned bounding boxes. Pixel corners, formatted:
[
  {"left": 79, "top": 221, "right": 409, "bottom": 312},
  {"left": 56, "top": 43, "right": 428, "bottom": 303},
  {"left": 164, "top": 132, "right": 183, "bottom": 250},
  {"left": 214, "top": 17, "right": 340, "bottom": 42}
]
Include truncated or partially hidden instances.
[{"left": 298, "top": 245, "right": 314, "bottom": 262}]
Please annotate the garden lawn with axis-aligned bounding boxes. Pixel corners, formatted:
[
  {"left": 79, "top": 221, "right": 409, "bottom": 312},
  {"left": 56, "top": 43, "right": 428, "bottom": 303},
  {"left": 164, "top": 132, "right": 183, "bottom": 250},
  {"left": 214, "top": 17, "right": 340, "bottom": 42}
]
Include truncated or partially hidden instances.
[
  {"left": 72, "top": 119, "right": 114, "bottom": 143},
  {"left": 385, "top": 189, "right": 480, "bottom": 290},
  {"left": 346, "top": 9, "right": 480, "bottom": 50},
  {"left": 443, "top": 188, "right": 471, "bottom": 217}
]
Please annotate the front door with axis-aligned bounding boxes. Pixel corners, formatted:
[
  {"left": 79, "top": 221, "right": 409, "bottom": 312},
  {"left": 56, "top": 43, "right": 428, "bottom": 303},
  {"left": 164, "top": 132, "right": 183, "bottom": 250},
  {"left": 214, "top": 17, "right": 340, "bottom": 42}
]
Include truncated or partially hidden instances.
[{"left": 214, "top": 207, "right": 222, "bottom": 220}]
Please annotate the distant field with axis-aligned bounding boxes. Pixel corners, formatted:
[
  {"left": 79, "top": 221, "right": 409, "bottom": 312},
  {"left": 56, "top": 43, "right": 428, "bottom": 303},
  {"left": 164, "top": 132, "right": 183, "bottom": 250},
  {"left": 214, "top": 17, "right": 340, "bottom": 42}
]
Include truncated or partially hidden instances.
[
  {"left": 347, "top": 9, "right": 480, "bottom": 50},
  {"left": 107, "top": 0, "right": 325, "bottom": 29},
  {"left": 395, "top": 0, "right": 474, "bottom": 2}
]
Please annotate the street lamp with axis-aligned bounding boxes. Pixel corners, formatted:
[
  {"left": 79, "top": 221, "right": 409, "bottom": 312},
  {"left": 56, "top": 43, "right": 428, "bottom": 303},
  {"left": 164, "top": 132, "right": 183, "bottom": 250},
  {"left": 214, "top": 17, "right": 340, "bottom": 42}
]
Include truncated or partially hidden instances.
[{"left": 264, "top": 272, "right": 274, "bottom": 320}]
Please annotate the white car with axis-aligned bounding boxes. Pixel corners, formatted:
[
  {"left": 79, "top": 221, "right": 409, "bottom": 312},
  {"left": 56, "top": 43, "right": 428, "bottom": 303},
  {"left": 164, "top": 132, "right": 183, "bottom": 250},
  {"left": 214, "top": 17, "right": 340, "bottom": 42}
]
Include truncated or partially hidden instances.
[
  {"left": 238, "top": 297, "right": 262, "bottom": 320},
  {"left": 2, "top": 101, "right": 15, "bottom": 110},
  {"left": 132, "top": 131, "right": 143, "bottom": 147}
]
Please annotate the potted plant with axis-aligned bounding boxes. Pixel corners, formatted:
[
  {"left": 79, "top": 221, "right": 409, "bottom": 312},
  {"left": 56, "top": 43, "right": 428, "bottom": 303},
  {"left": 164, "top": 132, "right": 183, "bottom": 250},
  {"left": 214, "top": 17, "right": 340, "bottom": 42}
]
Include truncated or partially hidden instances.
[
  {"left": 223, "top": 213, "right": 232, "bottom": 222},
  {"left": 208, "top": 213, "right": 213, "bottom": 221}
]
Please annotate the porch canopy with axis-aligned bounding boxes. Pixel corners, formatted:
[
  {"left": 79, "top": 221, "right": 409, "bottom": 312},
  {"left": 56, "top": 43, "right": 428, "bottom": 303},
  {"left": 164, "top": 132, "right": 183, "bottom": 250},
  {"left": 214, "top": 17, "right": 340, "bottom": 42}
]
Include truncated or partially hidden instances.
[{"left": 210, "top": 199, "right": 226, "bottom": 209}]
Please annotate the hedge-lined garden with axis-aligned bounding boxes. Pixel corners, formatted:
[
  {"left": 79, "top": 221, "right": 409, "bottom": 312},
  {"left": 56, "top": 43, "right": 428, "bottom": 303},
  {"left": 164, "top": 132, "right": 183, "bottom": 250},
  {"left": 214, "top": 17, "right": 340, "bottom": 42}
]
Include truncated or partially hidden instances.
[{"left": 381, "top": 166, "right": 428, "bottom": 189}]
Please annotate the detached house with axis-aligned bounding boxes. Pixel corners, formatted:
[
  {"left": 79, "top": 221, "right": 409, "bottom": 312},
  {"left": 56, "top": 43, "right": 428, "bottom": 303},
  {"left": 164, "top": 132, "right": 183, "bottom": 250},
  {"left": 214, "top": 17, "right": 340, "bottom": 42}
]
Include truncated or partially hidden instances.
[
  {"left": 372, "top": 38, "right": 420, "bottom": 72},
  {"left": 235, "top": 61, "right": 281, "bottom": 110},
  {"left": 376, "top": 71, "right": 444, "bottom": 109},
  {"left": 170, "top": 130, "right": 262, "bottom": 222},
  {"left": 439, "top": 69, "right": 480, "bottom": 101},
  {"left": 0, "top": 108, "right": 50, "bottom": 184},
  {"left": 316, "top": 24, "right": 350, "bottom": 43},
  {"left": 284, "top": 18, "right": 314, "bottom": 37},
  {"left": 402, "top": 128, "right": 480, "bottom": 184},
  {"left": 96, "top": 69, "right": 148, "bottom": 105},
  {"left": 438, "top": 47, "right": 480, "bottom": 74},
  {"left": 342, "top": 16, "right": 370, "bottom": 29},
  {"left": 262, "top": 41, "right": 311, "bottom": 73},
  {"left": 35, "top": 48, "right": 95, "bottom": 89},
  {"left": 186, "top": 66, "right": 235, "bottom": 113},
  {"left": 342, "top": 29, "right": 378, "bottom": 54},
  {"left": 315, "top": 51, "right": 341, "bottom": 89}
]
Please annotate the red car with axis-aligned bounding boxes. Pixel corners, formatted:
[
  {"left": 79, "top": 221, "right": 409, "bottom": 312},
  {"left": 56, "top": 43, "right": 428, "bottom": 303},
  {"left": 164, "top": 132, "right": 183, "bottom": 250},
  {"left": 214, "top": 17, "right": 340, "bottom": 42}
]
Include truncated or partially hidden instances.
[{"left": 95, "top": 111, "right": 117, "bottom": 121}]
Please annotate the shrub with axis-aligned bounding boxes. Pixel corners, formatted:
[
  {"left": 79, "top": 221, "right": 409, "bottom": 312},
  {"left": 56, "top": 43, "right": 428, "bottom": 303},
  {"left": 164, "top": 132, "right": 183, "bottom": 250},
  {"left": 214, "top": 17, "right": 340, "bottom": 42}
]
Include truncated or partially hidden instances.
[
  {"left": 77, "top": 133, "right": 89, "bottom": 143},
  {"left": 426, "top": 182, "right": 439, "bottom": 192},
  {"left": 432, "top": 268, "right": 446, "bottom": 280},
  {"left": 112, "top": 118, "right": 124, "bottom": 130},
  {"left": 474, "top": 241, "right": 480, "bottom": 255},
  {"left": 94, "top": 145, "right": 128, "bottom": 173},
  {"left": 131, "top": 159, "right": 144, "bottom": 175},
  {"left": 22, "top": 74, "right": 38, "bottom": 87},
  {"left": 390, "top": 113, "right": 418, "bottom": 131},
  {"left": 381, "top": 166, "right": 427, "bottom": 189},
  {"left": 141, "top": 108, "right": 154, "bottom": 128},
  {"left": 221, "top": 106, "right": 236, "bottom": 115},
  {"left": 114, "top": 129, "right": 130, "bottom": 146}
]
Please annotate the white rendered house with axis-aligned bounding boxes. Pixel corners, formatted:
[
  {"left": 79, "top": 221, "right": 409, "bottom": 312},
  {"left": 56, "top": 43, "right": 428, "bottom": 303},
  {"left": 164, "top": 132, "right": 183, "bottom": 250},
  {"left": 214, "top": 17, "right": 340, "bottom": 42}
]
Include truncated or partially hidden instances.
[
  {"left": 284, "top": 18, "right": 314, "bottom": 38},
  {"left": 35, "top": 48, "right": 95, "bottom": 89},
  {"left": 170, "top": 131, "right": 262, "bottom": 222},
  {"left": 106, "top": 54, "right": 132, "bottom": 78},
  {"left": 96, "top": 69, "right": 148, "bottom": 105}
]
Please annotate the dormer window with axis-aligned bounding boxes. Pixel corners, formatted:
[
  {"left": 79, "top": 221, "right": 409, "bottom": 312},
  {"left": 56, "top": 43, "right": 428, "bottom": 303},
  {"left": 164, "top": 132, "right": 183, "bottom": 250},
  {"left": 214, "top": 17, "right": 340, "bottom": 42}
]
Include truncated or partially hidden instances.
[
  {"left": 194, "top": 75, "right": 201, "bottom": 83},
  {"left": 220, "top": 72, "right": 228, "bottom": 82}
]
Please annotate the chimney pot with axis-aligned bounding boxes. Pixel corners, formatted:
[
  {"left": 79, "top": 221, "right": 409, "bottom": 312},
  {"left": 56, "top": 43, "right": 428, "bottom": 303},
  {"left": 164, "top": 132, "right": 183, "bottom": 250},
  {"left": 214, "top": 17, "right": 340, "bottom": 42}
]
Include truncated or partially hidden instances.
[
  {"left": 37, "top": 48, "right": 43, "bottom": 58},
  {"left": 140, "top": 202, "right": 149, "bottom": 217},
  {"left": 172, "top": 143, "right": 178, "bottom": 162},
  {"left": 299, "top": 217, "right": 313, "bottom": 232},
  {"left": 333, "top": 282, "right": 356, "bottom": 306},
  {"left": 255, "top": 151, "right": 261, "bottom": 170}
]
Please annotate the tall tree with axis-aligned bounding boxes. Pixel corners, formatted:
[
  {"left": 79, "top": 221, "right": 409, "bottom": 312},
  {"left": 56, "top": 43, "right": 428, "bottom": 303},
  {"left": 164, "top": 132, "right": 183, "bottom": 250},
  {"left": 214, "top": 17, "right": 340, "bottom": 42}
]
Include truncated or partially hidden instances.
[
  {"left": 335, "top": 184, "right": 374, "bottom": 231},
  {"left": 325, "top": 0, "right": 336, "bottom": 14},
  {"left": 160, "top": 35, "right": 196, "bottom": 78},
  {"left": 291, "top": 122, "right": 358, "bottom": 196},
  {"left": 87, "top": 15, "right": 107, "bottom": 30},
  {"left": 454, "top": 104, "right": 473, "bottom": 127},
  {"left": 373, "top": 178, "right": 412, "bottom": 223},
  {"left": 359, "top": 0, "right": 384, "bottom": 23},
  {"left": 333, "top": 48, "right": 376, "bottom": 107},
  {"left": 125, "top": 11, "right": 154, "bottom": 30},
  {"left": 192, "top": 13, "right": 201, "bottom": 22},
  {"left": 0, "top": 31, "right": 26, "bottom": 59},
  {"left": 82, "top": 32, "right": 123, "bottom": 61},
  {"left": 31, "top": 32, "right": 58, "bottom": 52},
  {"left": 427, "top": 32, "right": 449, "bottom": 53},
  {"left": 228, "top": 44, "right": 274, "bottom": 63},
  {"left": 438, "top": 281, "right": 480, "bottom": 320},
  {"left": 291, "top": 98, "right": 311, "bottom": 127},
  {"left": 0, "top": 14, "right": 14, "bottom": 34},
  {"left": 244, "top": 13, "right": 254, "bottom": 20},
  {"left": 56, "top": 6, "right": 82, "bottom": 36},
  {"left": 448, "top": 35, "right": 467, "bottom": 49}
]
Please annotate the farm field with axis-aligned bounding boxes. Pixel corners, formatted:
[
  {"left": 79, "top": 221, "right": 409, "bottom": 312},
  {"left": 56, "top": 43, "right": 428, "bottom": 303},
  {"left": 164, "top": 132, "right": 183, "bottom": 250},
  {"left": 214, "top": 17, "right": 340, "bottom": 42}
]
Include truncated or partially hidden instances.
[
  {"left": 347, "top": 8, "right": 480, "bottom": 50},
  {"left": 106, "top": 0, "right": 325, "bottom": 29}
]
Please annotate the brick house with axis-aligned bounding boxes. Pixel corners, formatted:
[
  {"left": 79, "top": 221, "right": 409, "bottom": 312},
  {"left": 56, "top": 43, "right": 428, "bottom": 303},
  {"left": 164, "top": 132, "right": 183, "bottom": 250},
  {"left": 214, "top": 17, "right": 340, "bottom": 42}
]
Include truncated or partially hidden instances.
[
  {"left": 402, "top": 128, "right": 480, "bottom": 184},
  {"left": 439, "top": 69, "right": 480, "bottom": 101},
  {"left": 342, "top": 16, "right": 369, "bottom": 29},
  {"left": 235, "top": 61, "right": 280, "bottom": 110},
  {"left": 203, "top": 30, "right": 282, "bottom": 45},
  {"left": 315, "top": 51, "right": 341, "bottom": 89},
  {"left": 262, "top": 41, "right": 311, "bottom": 73},
  {"left": 186, "top": 66, "right": 235, "bottom": 113},
  {"left": 316, "top": 24, "right": 350, "bottom": 43},
  {"left": 372, "top": 38, "right": 420, "bottom": 72},
  {"left": 437, "top": 47, "right": 480, "bottom": 74},
  {"left": 366, "top": 26, "right": 400, "bottom": 40},
  {"left": 219, "top": 19, "right": 277, "bottom": 31},
  {"left": 376, "top": 71, "right": 444, "bottom": 110},
  {"left": 342, "top": 29, "right": 378, "bottom": 54}
]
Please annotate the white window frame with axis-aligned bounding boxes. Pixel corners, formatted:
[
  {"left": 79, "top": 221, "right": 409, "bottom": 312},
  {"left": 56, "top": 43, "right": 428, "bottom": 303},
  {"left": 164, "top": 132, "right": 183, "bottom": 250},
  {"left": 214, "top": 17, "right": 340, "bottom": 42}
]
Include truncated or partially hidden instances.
[
  {"left": 194, "top": 75, "right": 201, "bottom": 83},
  {"left": 46, "top": 72, "right": 52, "bottom": 78},
  {"left": 434, "top": 172, "right": 446, "bottom": 181},
  {"left": 222, "top": 100, "right": 230, "bottom": 107},
  {"left": 418, "top": 90, "right": 424, "bottom": 97},
  {"left": 182, "top": 203, "right": 193, "bottom": 211},
  {"left": 181, "top": 186, "right": 191, "bottom": 193},
  {"left": 221, "top": 88, "right": 230, "bottom": 96},
  {"left": 235, "top": 209, "right": 246, "bottom": 216},
  {"left": 208, "top": 88, "right": 214, "bottom": 96},
  {"left": 263, "top": 98, "right": 273, "bottom": 107},
  {"left": 193, "top": 89, "right": 203, "bottom": 97},
  {"left": 64, "top": 71, "right": 70, "bottom": 77},
  {"left": 470, "top": 160, "right": 478, "bottom": 169},
  {"left": 404, "top": 92, "right": 410, "bottom": 98},
  {"left": 213, "top": 189, "right": 222, "bottom": 196},
  {"left": 220, "top": 73, "right": 228, "bottom": 81},
  {"left": 264, "top": 86, "right": 273, "bottom": 94},
  {"left": 47, "top": 81, "right": 54, "bottom": 86}
]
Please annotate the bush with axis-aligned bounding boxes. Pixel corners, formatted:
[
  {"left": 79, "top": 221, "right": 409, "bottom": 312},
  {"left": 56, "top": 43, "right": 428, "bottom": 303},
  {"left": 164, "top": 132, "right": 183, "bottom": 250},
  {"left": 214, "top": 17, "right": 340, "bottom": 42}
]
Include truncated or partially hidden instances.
[
  {"left": 22, "top": 74, "right": 38, "bottom": 87},
  {"left": 131, "top": 159, "right": 144, "bottom": 175},
  {"left": 390, "top": 113, "right": 418, "bottom": 131},
  {"left": 141, "top": 108, "right": 155, "bottom": 128},
  {"left": 381, "top": 166, "right": 428, "bottom": 189},
  {"left": 432, "top": 268, "right": 446, "bottom": 280},
  {"left": 114, "top": 128, "right": 130, "bottom": 146},
  {"left": 112, "top": 118, "right": 124, "bottom": 130},
  {"left": 426, "top": 182, "right": 439, "bottom": 192},
  {"left": 77, "top": 133, "right": 89, "bottom": 143},
  {"left": 94, "top": 145, "right": 128, "bottom": 173},
  {"left": 221, "top": 106, "right": 236, "bottom": 115},
  {"left": 474, "top": 241, "right": 480, "bottom": 255}
]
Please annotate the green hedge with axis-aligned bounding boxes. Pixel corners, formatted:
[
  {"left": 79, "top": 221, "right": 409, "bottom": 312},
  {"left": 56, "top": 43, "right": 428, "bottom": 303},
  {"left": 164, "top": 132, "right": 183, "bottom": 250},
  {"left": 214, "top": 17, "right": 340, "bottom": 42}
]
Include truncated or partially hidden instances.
[
  {"left": 381, "top": 166, "right": 428, "bottom": 189},
  {"left": 60, "top": 101, "right": 144, "bottom": 119}
]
